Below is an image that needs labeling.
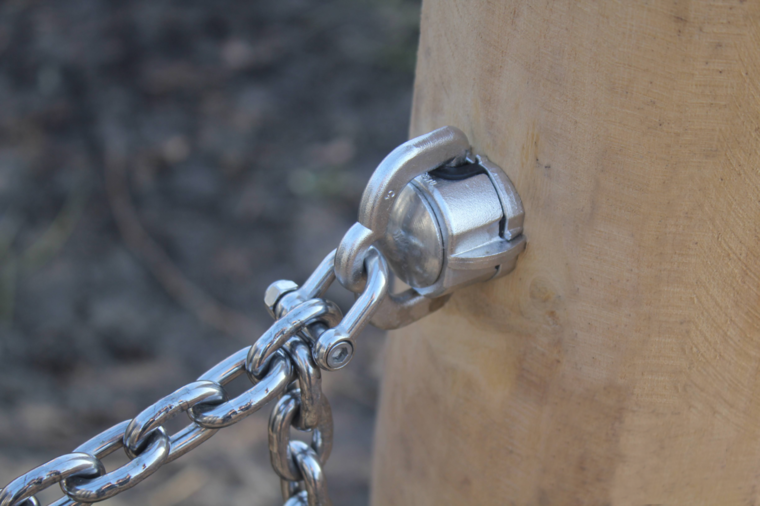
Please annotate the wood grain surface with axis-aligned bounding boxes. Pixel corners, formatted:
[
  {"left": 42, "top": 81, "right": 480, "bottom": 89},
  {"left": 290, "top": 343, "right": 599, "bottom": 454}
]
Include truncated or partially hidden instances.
[{"left": 371, "top": 1, "right": 760, "bottom": 504}]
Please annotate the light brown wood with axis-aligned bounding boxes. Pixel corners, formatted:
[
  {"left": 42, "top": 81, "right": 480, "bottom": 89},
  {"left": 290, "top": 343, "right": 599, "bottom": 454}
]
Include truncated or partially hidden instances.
[{"left": 371, "top": 1, "right": 760, "bottom": 504}]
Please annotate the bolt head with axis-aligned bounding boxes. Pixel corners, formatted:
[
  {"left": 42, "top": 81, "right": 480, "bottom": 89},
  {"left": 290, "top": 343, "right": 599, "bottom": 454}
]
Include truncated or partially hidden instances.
[
  {"left": 264, "top": 280, "right": 298, "bottom": 318},
  {"left": 326, "top": 342, "right": 354, "bottom": 370}
]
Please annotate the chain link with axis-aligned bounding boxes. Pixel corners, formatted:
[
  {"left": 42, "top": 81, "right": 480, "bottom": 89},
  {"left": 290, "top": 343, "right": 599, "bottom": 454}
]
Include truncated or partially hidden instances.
[
  {"left": 0, "top": 126, "right": 524, "bottom": 506},
  {"left": 62, "top": 426, "right": 170, "bottom": 503},
  {"left": 0, "top": 454, "right": 103, "bottom": 506},
  {"left": 0, "top": 248, "right": 386, "bottom": 506}
]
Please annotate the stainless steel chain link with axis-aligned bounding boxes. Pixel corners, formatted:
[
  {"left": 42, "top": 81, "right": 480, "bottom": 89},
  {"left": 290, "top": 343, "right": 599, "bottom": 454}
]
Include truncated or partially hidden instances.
[
  {"left": 0, "top": 126, "right": 526, "bottom": 506},
  {"left": 0, "top": 247, "right": 383, "bottom": 506}
]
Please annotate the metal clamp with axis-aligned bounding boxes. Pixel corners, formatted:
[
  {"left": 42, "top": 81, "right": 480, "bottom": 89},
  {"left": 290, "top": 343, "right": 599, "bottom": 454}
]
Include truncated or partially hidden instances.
[
  {"left": 335, "top": 126, "right": 526, "bottom": 330},
  {"left": 334, "top": 126, "right": 470, "bottom": 294}
]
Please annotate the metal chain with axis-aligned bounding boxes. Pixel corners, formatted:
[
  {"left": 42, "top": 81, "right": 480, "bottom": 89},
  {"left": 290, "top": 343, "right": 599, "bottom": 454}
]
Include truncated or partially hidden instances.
[
  {"left": 0, "top": 126, "right": 513, "bottom": 506},
  {"left": 0, "top": 247, "right": 388, "bottom": 506}
]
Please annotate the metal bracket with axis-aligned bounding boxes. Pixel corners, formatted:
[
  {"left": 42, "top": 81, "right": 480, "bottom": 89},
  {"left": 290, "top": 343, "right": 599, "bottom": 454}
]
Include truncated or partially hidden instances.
[{"left": 334, "top": 126, "right": 526, "bottom": 330}]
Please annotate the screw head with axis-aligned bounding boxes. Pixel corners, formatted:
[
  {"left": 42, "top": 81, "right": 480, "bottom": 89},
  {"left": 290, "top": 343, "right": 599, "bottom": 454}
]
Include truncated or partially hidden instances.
[
  {"left": 264, "top": 280, "right": 298, "bottom": 318},
  {"left": 326, "top": 342, "right": 354, "bottom": 370}
]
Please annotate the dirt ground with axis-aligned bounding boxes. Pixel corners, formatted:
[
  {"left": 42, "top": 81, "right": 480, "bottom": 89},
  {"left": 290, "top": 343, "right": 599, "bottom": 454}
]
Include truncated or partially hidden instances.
[{"left": 0, "top": 1, "right": 420, "bottom": 504}]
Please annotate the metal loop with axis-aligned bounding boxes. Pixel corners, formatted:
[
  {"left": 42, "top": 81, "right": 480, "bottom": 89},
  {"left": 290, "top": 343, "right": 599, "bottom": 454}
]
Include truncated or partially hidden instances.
[
  {"left": 283, "top": 338, "right": 331, "bottom": 433},
  {"left": 369, "top": 287, "right": 452, "bottom": 330},
  {"left": 61, "top": 427, "right": 170, "bottom": 503},
  {"left": 267, "top": 252, "right": 341, "bottom": 372},
  {"left": 197, "top": 346, "right": 250, "bottom": 385},
  {"left": 165, "top": 419, "right": 217, "bottom": 464},
  {"left": 290, "top": 441, "right": 332, "bottom": 506},
  {"left": 0, "top": 454, "right": 104, "bottom": 506},
  {"left": 247, "top": 299, "right": 342, "bottom": 380},
  {"left": 334, "top": 126, "right": 470, "bottom": 292},
  {"left": 313, "top": 247, "right": 390, "bottom": 370},
  {"left": 280, "top": 479, "right": 304, "bottom": 503},
  {"left": 275, "top": 250, "right": 338, "bottom": 318},
  {"left": 268, "top": 390, "right": 332, "bottom": 482},
  {"left": 283, "top": 490, "right": 309, "bottom": 506},
  {"left": 72, "top": 418, "right": 130, "bottom": 457},
  {"left": 269, "top": 393, "right": 301, "bottom": 481},
  {"left": 123, "top": 380, "right": 226, "bottom": 459},
  {"left": 49, "top": 495, "right": 82, "bottom": 506},
  {"left": 191, "top": 352, "right": 293, "bottom": 428}
]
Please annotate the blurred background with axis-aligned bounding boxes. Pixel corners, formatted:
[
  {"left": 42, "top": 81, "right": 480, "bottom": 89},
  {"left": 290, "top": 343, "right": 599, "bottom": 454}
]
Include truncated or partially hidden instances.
[{"left": 0, "top": 0, "right": 421, "bottom": 504}]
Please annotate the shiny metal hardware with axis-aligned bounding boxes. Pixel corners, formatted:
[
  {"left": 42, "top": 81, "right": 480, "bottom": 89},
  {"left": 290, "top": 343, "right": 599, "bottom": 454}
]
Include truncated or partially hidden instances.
[
  {"left": 123, "top": 380, "right": 226, "bottom": 459},
  {"left": 336, "top": 125, "right": 525, "bottom": 329},
  {"left": 312, "top": 247, "right": 389, "bottom": 371},
  {"left": 191, "top": 351, "right": 293, "bottom": 428},
  {"left": 61, "top": 426, "right": 170, "bottom": 503},
  {"left": 268, "top": 390, "right": 332, "bottom": 482},
  {"left": 381, "top": 153, "right": 525, "bottom": 297},
  {"left": 247, "top": 299, "right": 342, "bottom": 379},
  {"left": 270, "top": 248, "right": 390, "bottom": 372},
  {"left": 0, "top": 127, "right": 525, "bottom": 506},
  {"left": 279, "top": 441, "right": 332, "bottom": 506},
  {"left": 335, "top": 126, "right": 470, "bottom": 293},
  {"left": 283, "top": 338, "right": 331, "bottom": 432},
  {"left": 0, "top": 454, "right": 103, "bottom": 506}
]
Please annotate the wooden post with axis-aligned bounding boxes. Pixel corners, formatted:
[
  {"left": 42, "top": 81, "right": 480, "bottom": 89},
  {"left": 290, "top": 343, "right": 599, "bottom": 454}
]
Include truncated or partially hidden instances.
[{"left": 371, "top": 1, "right": 760, "bottom": 504}]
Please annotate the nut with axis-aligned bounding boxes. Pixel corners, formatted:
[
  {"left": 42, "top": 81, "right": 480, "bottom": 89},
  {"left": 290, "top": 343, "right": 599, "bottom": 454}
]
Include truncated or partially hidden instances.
[{"left": 264, "top": 280, "right": 298, "bottom": 318}]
